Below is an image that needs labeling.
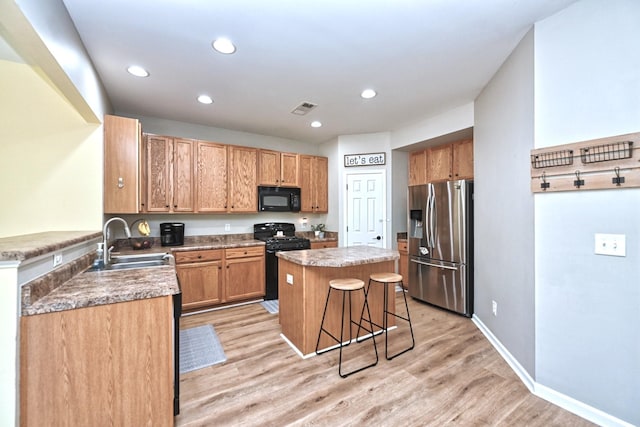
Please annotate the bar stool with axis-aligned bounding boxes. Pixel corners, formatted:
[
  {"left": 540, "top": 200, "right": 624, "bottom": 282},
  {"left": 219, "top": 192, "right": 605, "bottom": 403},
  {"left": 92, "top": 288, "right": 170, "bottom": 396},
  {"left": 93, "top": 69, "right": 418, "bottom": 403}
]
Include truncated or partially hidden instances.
[
  {"left": 359, "top": 272, "right": 415, "bottom": 360},
  {"left": 315, "top": 278, "right": 378, "bottom": 378}
]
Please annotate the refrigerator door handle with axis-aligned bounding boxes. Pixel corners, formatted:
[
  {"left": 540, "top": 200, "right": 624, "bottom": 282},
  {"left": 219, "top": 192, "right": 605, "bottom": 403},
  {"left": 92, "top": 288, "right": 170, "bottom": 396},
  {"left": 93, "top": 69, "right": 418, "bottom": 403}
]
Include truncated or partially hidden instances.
[{"left": 410, "top": 258, "right": 459, "bottom": 271}]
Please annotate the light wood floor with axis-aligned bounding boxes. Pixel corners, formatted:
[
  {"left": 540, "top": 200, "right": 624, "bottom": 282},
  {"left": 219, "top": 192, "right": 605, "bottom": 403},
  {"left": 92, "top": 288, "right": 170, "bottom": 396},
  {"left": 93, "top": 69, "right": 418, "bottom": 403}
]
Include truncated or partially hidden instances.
[{"left": 176, "top": 294, "right": 593, "bottom": 427}]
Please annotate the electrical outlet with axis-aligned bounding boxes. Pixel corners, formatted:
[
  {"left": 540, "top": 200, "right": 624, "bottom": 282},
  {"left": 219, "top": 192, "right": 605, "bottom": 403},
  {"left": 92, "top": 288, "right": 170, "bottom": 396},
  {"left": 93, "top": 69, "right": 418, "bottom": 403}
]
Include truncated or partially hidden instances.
[
  {"left": 224, "top": 224, "right": 231, "bottom": 231},
  {"left": 594, "top": 233, "right": 626, "bottom": 257},
  {"left": 492, "top": 300, "right": 497, "bottom": 316},
  {"left": 53, "top": 253, "right": 63, "bottom": 267}
]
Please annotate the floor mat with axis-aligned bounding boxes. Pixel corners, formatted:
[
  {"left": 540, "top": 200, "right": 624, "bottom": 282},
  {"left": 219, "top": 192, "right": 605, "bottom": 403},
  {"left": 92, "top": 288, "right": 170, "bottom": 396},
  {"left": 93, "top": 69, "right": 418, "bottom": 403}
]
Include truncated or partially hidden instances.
[
  {"left": 179, "top": 324, "right": 226, "bottom": 374},
  {"left": 261, "top": 299, "right": 279, "bottom": 314}
]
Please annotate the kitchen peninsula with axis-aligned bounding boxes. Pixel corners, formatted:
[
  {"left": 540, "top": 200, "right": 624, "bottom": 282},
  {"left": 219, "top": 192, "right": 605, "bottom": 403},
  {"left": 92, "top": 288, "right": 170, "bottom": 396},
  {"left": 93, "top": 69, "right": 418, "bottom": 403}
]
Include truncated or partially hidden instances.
[{"left": 276, "top": 246, "right": 399, "bottom": 356}]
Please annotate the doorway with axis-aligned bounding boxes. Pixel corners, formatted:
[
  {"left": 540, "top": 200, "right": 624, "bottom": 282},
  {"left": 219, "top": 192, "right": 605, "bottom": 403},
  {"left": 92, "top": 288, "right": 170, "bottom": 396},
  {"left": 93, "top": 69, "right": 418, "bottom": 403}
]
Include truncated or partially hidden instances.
[{"left": 345, "top": 171, "right": 386, "bottom": 247}]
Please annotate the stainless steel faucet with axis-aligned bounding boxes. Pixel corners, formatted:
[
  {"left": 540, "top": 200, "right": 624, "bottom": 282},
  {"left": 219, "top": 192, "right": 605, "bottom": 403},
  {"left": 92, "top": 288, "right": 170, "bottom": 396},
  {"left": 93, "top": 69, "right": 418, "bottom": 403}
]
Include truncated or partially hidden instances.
[{"left": 103, "top": 217, "right": 132, "bottom": 266}]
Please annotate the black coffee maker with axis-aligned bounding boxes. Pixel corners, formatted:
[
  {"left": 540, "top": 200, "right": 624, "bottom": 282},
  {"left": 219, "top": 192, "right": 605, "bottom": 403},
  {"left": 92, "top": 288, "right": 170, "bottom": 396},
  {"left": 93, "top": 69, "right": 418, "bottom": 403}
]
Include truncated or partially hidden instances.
[{"left": 160, "top": 223, "right": 185, "bottom": 246}]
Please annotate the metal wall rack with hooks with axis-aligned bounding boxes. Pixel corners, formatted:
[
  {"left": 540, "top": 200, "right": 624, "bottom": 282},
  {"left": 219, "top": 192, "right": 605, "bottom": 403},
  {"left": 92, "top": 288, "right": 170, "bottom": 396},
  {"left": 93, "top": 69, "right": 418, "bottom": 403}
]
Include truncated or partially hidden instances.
[{"left": 530, "top": 132, "right": 640, "bottom": 193}]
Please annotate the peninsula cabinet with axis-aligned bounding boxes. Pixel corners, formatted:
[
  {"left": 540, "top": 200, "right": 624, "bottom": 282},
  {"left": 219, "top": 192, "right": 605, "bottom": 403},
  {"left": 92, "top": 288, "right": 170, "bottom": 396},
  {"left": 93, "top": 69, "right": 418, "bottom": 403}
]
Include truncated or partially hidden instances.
[
  {"left": 299, "top": 155, "right": 328, "bottom": 213},
  {"left": 141, "top": 134, "right": 194, "bottom": 213},
  {"left": 257, "top": 149, "right": 299, "bottom": 187},
  {"left": 175, "top": 249, "right": 223, "bottom": 310},
  {"left": 104, "top": 114, "right": 141, "bottom": 213},
  {"left": 20, "top": 296, "right": 174, "bottom": 427}
]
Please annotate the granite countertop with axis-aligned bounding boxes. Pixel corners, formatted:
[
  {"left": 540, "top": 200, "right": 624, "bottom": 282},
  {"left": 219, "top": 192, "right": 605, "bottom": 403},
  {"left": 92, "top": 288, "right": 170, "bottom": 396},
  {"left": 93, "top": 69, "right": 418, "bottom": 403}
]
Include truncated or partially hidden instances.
[
  {"left": 0, "top": 231, "right": 102, "bottom": 262},
  {"left": 276, "top": 246, "right": 398, "bottom": 267}
]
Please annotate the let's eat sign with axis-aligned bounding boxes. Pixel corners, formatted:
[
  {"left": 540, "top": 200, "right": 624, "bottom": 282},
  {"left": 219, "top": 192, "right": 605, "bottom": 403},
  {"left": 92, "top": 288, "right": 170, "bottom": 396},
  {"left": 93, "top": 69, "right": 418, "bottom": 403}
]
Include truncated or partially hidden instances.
[{"left": 344, "top": 152, "right": 386, "bottom": 167}]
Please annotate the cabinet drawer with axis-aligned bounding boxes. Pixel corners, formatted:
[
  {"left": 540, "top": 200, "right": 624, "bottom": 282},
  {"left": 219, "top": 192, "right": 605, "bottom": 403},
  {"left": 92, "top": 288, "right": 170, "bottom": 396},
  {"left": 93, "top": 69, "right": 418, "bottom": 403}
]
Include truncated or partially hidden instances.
[
  {"left": 225, "top": 246, "right": 264, "bottom": 259},
  {"left": 398, "top": 240, "right": 408, "bottom": 253},
  {"left": 174, "top": 249, "right": 223, "bottom": 264}
]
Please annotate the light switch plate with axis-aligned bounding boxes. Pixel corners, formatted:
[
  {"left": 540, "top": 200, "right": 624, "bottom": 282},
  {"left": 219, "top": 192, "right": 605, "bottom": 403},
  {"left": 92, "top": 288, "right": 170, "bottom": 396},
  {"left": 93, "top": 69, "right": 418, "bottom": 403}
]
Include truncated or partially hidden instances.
[
  {"left": 594, "top": 233, "right": 626, "bottom": 257},
  {"left": 286, "top": 273, "right": 294, "bottom": 285}
]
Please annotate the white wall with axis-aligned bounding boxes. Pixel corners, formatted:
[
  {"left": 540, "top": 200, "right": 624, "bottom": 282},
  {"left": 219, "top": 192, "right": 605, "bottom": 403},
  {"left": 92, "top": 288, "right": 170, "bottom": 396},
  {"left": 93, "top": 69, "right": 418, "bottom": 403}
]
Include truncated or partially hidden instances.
[
  {"left": 534, "top": 1, "right": 640, "bottom": 424},
  {"left": 474, "top": 29, "right": 536, "bottom": 376}
]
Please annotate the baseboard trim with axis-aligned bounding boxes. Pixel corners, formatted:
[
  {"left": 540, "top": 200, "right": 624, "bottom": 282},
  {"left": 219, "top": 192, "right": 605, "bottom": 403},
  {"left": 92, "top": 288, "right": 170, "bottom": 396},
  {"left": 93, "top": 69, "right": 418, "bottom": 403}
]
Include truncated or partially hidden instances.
[{"left": 472, "top": 315, "right": 633, "bottom": 427}]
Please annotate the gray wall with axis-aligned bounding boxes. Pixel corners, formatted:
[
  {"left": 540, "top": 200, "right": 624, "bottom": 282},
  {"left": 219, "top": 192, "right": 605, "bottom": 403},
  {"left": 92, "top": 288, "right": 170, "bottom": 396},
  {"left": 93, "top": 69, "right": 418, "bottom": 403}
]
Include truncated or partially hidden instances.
[
  {"left": 474, "top": 29, "right": 536, "bottom": 376},
  {"left": 534, "top": 0, "right": 640, "bottom": 424}
]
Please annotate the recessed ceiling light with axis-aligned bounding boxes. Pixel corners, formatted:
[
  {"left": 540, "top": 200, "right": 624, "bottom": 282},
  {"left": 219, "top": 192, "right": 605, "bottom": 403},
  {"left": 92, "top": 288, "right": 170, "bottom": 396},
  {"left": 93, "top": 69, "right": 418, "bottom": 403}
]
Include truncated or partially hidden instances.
[
  {"left": 127, "top": 65, "right": 149, "bottom": 77},
  {"left": 212, "top": 38, "right": 236, "bottom": 54},
  {"left": 361, "top": 89, "right": 377, "bottom": 99},
  {"left": 197, "top": 95, "right": 213, "bottom": 104},
  {"left": 311, "top": 121, "right": 322, "bottom": 128}
]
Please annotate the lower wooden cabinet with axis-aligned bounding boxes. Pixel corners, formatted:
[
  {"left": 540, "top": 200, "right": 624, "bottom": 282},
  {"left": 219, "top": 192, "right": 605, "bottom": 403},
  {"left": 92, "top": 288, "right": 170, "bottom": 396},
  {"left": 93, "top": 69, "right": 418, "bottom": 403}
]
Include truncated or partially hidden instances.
[
  {"left": 20, "top": 296, "right": 174, "bottom": 427},
  {"left": 310, "top": 240, "right": 338, "bottom": 249},
  {"left": 176, "top": 245, "right": 265, "bottom": 310}
]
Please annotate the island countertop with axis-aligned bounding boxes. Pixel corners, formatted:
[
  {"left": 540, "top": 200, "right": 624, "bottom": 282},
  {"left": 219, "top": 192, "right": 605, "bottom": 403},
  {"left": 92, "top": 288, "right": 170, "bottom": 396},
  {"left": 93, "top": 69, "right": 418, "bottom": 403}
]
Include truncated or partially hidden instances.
[{"left": 276, "top": 246, "right": 398, "bottom": 268}]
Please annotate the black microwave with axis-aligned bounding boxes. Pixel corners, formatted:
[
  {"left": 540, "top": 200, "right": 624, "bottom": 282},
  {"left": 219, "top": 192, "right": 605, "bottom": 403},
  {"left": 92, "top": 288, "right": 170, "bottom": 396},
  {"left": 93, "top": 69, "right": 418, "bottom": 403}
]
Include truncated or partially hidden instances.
[{"left": 258, "top": 186, "right": 301, "bottom": 212}]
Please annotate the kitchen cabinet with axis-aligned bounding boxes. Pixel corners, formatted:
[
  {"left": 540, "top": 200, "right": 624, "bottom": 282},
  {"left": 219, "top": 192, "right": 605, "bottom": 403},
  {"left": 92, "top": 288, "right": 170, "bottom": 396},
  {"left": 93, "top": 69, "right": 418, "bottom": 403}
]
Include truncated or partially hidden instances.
[
  {"left": 300, "top": 155, "right": 328, "bottom": 213},
  {"left": 426, "top": 144, "right": 453, "bottom": 182},
  {"left": 142, "top": 134, "right": 194, "bottom": 213},
  {"left": 195, "top": 141, "right": 228, "bottom": 212},
  {"left": 452, "top": 139, "right": 474, "bottom": 179},
  {"left": 176, "top": 245, "right": 265, "bottom": 310},
  {"left": 224, "top": 246, "right": 265, "bottom": 302},
  {"left": 20, "top": 295, "right": 174, "bottom": 427},
  {"left": 310, "top": 240, "right": 338, "bottom": 249},
  {"left": 175, "top": 249, "right": 223, "bottom": 310},
  {"left": 104, "top": 114, "right": 141, "bottom": 213},
  {"left": 228, "top": 146, "right": 258, "bottom": 212},
  {"left": 397, "top": 239, "right": 408, "bottom": 290},
  {"left": 257, "top": 150, "right": 299, "bottom": 187},
  {"left": 408, "top": 149, "right": 427, "bottom": 186}
]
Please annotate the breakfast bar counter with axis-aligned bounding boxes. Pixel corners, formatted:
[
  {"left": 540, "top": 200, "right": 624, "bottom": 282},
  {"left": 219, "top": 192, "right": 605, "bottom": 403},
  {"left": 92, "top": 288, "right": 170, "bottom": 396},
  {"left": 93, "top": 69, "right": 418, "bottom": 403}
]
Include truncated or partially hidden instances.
[{"left": 277, "top": 246, "right": 399, "bottom": 356}]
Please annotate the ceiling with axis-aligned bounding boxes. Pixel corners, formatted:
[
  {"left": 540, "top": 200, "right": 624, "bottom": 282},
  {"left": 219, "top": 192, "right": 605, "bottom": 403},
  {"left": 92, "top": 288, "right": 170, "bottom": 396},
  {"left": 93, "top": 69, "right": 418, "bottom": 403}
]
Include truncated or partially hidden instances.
[{"left": 60, "top": 0, "right": 577, "bottom": 144}]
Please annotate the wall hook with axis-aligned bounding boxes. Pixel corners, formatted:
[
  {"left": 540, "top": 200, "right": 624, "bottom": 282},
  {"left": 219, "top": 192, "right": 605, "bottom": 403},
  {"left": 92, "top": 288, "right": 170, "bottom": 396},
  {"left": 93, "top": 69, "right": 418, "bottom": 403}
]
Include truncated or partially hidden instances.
[
  {"left": 612, "top": 166, "right": 625, "bottom": 186},
  {"left": 540, "top": 171, "right": 550, "bottom": 190},
  {"left": 574, "top": 170, "right": 584, "bottom": 188}
]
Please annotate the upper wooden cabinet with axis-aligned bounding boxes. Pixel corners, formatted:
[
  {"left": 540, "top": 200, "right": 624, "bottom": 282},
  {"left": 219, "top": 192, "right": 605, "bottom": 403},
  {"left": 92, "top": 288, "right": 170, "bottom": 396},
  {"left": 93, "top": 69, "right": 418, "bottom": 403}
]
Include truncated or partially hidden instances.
[
  {"left": 426, "top": 144, "right": 453, "bottom": 182},
  {"left": 103, "top": 115, "right": 140, "bottom": 213},
  {"left": 195, "top": 141, "right": 228, "bottom": 212},
  {"left": 141, "top": 135, "right": 194, "bottom": 213},
  {"left": 257, "top": 150, "right": 299, "bottom": 187},
  {"left": 408, "top": 150, "right": 427, "bottom": 186},
  {"left": 228, "top": 146, "right": 257, "bottom": 212},
  {"left": 452, "top": 139, "right": 474, "bottom": 179},
  {"left": 409, "top": 139, "right": 474, "bottom": 185},
  {"left": 299, "top": 155, "right": 328, "bottom": 213}
]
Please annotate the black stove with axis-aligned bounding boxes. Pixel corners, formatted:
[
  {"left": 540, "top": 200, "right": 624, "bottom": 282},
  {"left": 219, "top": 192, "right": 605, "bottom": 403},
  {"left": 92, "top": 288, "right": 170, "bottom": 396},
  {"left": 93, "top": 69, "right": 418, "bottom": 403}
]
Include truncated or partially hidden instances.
[{"left": 254, "top": 223, "right": 310, "bottom": 300}]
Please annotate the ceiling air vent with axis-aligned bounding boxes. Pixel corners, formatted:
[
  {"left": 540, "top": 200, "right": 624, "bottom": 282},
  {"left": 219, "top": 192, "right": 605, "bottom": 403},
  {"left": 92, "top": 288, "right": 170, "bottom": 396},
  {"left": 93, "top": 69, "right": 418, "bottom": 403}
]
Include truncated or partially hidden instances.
[{"left": 291, "top": 101, "right": 317, "bottom": 115}]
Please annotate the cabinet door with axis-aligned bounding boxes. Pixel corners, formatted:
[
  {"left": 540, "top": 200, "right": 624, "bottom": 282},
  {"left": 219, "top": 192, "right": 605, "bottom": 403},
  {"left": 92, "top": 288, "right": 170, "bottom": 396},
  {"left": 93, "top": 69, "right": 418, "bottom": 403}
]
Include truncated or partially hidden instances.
[
  {"left": 408, "top": 150, "right": 427, "bottom": 186},
  {"left": 313, "top": 156, "right": 328, "bottom": 212},
  {"left": 172, "top": 138, "right": 194, "bottom": 212},
  {"left": 144, "top": 135, "right": 172, "bottom": 212},
  {"left": 225, "top": 256, "right": 265, "bottom": 302},
  {"left": 257, "top": 149, "right": 280, "bottom": 186},
  {"left": 177, "top": 260, "right": 223, "bottom": 310},
  {"left": 299, "top": 155, "right": 314, "bottom": 212},
  {"left": 280, "top": 152, "right": 299, "bottom": 187},
  {"left": 426, "top": 144, "right": 452, "bottom": 182},
  {"left": 104, "top": 115, "right": 140, "bottom": 213},
  {"left": 310, "top": 241, "right": 337, "bottom": 249},
  {"left": 228, "top": 146, "right": 257, "bottom": 212},
  {"left": 453, "top": 139, "right": 474, "bottom": 179},
  {"left": 195, "top": 141, "right": 227, "bottom": 212}
]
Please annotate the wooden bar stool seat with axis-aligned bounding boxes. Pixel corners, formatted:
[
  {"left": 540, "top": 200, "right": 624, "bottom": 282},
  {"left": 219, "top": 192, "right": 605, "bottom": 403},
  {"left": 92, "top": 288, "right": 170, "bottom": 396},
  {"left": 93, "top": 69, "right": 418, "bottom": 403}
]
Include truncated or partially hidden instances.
[
  {"left": 315, "top": 278, "right": 378, "bottom": 378},
  {"left": 358, "top": 273, "right": 415, "bottom": 360}
]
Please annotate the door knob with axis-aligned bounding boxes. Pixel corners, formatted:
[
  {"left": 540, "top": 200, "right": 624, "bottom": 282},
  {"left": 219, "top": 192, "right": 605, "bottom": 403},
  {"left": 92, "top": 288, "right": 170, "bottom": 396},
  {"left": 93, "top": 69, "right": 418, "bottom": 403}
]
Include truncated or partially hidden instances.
[{"left": 375, "top": 236, "right": 381, "bottom": 240}]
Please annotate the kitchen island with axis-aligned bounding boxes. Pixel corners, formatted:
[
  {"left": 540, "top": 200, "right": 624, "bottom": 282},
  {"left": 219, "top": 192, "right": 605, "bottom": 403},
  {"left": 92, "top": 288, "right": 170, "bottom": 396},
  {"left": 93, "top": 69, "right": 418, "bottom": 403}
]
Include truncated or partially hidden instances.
[{"left": 276, "top": 246, "right": 399, "bottom": 356}]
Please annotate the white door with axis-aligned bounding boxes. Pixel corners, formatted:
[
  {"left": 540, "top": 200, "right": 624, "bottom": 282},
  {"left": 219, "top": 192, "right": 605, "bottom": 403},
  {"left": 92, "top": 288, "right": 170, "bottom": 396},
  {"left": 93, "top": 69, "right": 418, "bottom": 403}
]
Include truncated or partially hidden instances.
[{"left": 346, "top": 172, "right": 385, "bottom": 247}]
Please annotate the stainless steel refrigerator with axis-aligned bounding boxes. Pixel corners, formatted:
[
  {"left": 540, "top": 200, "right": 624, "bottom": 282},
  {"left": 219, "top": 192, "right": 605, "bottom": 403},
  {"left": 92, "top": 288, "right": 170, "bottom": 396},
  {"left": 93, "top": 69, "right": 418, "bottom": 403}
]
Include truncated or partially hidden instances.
[{"left": 407, "top": 180, "right": 473, "bottom": 317}]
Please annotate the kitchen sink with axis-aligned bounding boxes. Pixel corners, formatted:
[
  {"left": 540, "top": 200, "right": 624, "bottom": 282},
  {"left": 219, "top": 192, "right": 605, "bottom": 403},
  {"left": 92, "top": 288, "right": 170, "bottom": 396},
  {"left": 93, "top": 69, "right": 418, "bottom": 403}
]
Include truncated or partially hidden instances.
[{"left": 85, "top": 253, "right": 174, "bottom": 272}]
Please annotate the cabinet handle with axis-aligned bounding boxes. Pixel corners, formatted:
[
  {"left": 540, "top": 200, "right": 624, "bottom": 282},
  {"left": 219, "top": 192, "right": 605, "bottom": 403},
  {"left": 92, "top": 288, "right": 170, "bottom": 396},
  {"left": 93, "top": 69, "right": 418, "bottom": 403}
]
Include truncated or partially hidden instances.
[
  {"left": 244, "top": 251, "right": 247, "bottom": 255},
  {"left": 226, "top": 265, "right": 229, "bottom": 269},
  {"left": 174, "top": 204, "right": 177, "bottom": 208},
  {"left": 165, "top": 205, "right": 170, "bottom": 208},
  {"left": 197, "top": 255, "right": 202, "bottom": 259}
]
